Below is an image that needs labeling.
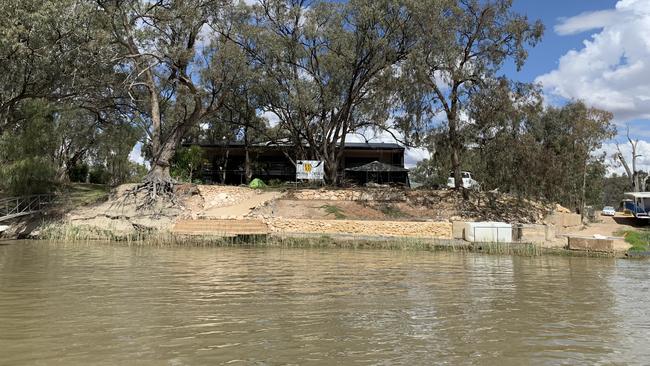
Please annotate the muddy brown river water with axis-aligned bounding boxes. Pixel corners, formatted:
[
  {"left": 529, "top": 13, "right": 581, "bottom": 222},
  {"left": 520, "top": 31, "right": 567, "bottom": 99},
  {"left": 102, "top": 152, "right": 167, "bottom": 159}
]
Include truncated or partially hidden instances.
[{"left": 1, "top": 240, "right": 650, "bottom": 365}]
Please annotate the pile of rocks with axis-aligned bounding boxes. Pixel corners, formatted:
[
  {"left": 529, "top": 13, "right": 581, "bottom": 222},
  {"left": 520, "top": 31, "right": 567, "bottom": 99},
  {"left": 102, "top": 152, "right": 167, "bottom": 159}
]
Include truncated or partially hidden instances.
[
  {"left": 289, "top": 188, "right": 407, "bottom": 202},
  {"left": 198, "top": 185, "right": 257, "bottom": 209}
]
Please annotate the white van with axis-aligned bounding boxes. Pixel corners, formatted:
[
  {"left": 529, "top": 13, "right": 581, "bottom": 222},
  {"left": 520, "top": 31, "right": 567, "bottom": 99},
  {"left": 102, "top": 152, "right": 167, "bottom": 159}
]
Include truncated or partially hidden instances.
[{"left": 447, "top": 171, "right": 480, "bottom": 190}]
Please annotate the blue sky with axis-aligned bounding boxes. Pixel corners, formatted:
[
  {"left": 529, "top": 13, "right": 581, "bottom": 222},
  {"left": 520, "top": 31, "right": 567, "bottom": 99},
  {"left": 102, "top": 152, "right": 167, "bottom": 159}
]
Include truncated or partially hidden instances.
[
  {"left": 504, "top": 1, "right": 619, "bottom": 84},
  {"left": 503, "top": 0, "right": 650, "bottom": 174}
]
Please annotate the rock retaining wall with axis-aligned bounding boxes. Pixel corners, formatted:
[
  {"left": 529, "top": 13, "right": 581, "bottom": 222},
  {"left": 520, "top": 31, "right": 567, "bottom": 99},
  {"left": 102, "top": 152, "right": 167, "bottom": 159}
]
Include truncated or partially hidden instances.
[
  {"left": 545, "top": 212, "right": 582, "bottom": 228},
  {"left": 267, "top": 218, "right": 452, "bottom": 239},
  {"left": 290, "top": 189, "right": 407, "bottom": 202}
]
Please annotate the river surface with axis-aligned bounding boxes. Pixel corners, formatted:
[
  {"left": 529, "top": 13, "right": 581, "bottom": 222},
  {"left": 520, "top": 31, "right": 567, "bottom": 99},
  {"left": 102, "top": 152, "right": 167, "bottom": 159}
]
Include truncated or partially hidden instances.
[{"left": 1, "top": 241, "right": 650, "bottom": 365}]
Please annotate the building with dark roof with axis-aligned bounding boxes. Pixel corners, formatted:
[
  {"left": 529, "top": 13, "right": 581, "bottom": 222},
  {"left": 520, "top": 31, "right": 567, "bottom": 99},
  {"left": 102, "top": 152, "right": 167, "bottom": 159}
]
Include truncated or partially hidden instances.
[{"left": 188, "top": 141, "right": 406, "bottom": 185}]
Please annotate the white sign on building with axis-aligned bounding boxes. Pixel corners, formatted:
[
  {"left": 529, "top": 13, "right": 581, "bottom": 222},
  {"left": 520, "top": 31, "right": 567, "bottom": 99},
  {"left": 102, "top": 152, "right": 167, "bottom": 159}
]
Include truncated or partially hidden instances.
[{"left": 296, "top": 160, "right": 325, "bottom": 181}]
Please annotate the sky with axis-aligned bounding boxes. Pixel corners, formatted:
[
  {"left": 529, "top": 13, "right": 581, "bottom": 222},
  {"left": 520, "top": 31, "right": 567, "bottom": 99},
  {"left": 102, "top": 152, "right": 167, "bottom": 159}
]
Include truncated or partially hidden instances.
[
  {"left": 506, "top": 0, "right": 650, "bottom": 174},
  {"left": 355, "top": 0, "right": 650, "bottom": 169},
  {"left": 389, "top": 0, "right": 650, "bottom": 170},
  {"left": 130, "top": 0, "right": 650, "bottom": 173}
]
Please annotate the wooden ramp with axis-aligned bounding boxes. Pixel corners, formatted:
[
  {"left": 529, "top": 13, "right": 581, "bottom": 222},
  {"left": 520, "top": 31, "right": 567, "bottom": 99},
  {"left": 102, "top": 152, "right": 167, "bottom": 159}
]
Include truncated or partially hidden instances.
[{"left": 172, "top": 219, "right": 270, "bottom": 237}]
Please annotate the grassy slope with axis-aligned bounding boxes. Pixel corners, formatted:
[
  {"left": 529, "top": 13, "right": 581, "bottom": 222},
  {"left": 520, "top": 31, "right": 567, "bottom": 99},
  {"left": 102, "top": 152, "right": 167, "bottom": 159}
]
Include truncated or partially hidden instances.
[
  {"left": 62, "top": 183, "right": 110, "bottom": 207},
  {"left": 615, "top": 229, "right": 650, "bottom": 252}
]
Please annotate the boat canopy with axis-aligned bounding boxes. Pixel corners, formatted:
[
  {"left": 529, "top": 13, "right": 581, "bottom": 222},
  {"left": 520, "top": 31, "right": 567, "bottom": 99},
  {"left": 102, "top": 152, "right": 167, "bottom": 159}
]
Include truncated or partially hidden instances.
[{"left": 623, "top": 192, "right": 650, "bottom": 218}]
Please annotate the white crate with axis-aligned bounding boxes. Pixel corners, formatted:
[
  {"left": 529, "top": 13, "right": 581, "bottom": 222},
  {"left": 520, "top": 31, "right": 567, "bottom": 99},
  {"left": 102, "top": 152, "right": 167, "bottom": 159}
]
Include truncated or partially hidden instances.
[{"left": 463, "top": 222, "right": 512, "bottom": 243}]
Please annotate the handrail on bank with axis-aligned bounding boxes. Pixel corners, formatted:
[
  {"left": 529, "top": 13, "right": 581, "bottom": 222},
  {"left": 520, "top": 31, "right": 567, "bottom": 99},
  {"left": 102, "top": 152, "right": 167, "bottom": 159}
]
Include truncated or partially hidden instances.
[{"left": 0, "top": 194, "right": 57, "bottom": 222}]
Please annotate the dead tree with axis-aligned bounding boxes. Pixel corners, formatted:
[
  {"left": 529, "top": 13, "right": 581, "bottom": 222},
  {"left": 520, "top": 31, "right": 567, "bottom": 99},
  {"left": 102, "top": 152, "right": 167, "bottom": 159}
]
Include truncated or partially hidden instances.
[{"left": 615, "top": 126, "right": 643, "bottom": 192}]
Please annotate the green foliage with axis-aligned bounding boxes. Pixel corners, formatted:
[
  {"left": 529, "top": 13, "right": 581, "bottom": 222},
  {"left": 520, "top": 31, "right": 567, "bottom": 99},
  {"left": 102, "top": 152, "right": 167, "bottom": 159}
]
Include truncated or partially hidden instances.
[
  {"left": 238, "top": 0, "right": 413, "bottom": 183},
  {"left": 602, "top": 174, "right": 633, "bottom": 207},
  {"left": 465, "top": 86, "right": 615, "bottom": 210},
  {"left": 89, "top": 166, "right": 110, "bottom": 185},
  {"left": 64, "top": 183, "right": 110, "bottom": 206},
  {"left": 0, "top": 0, "right": 623, "bottom": 203},
  {"left": 398, "top": 0, "right": 544, "bottom": 186},
  {"left": 0, "top": 100, "right": 58, "bottom": 195},
  {"left": 0, "top": 157, "right": 56, "bottom": 195},
  {"left": 320, "top": 204, "right": 346, "bottom": 219},
  {"left": 171, "top": 146, "right": 205, "bottom": 182},
  {"left": 89, "top": 122, "right": 144, "bottom": 186},
  {"left": 127, "top": 163, "right": 148, "bottom": 183},
  {"left": 379, "top": 204, "right": 408, "bottom": 218},
  {"left": 616, "top": 229, "right": 650, "bottom": 252},
  {"left": 68, "top": 164, "right": 89, "bottom": 183},
  {"left": 0, "top": 0, "right": 117, "bottom": 123}
]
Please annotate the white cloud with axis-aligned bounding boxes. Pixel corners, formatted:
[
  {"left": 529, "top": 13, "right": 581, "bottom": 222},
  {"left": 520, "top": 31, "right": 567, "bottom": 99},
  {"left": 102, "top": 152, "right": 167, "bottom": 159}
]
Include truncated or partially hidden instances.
[
  {"left": 555, "top": 9, "right": 619, "bottom": 35},
  {"left": 258, "top": 110, "right": 280, "bottom": 126},
  {"left": 128, "top": 142, "right": 148, "bottom": 167},
  {"left": 345, "top": 128, "right": 430, "bottom": 169},
  {"left": 404, "top": 148, "right": 430, "bottom": 168},
  {"left": 537, "top": 0, "right": 650, "bottom": 122}
]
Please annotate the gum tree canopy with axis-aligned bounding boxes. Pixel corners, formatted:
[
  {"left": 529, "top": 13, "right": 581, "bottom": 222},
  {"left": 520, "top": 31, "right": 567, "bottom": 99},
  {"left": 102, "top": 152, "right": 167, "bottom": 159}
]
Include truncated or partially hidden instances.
[
  {"left": 399, "top": 0, "right": 544, "bottom": 189},
  {"left": 230, "top": 0, "right": 416, "bottom": 184},
  {"left": 97, "top": 0, "right": 245, "bottom": 199}
]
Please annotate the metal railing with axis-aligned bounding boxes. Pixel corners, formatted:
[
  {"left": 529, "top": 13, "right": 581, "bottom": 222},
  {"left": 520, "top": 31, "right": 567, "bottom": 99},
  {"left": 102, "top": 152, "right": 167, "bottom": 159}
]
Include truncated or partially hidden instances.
[{"left": 0, "top": 194, "right": 57, "bottom": 222}]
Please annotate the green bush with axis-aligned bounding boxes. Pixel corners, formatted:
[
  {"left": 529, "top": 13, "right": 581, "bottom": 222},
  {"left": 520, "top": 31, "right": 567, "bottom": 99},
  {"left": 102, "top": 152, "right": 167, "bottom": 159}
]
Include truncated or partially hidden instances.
[
  {"left": 171, "top": 146, "right": 205, "bottom": 182},
  {"left": 0, "top": 157, "right": 57, "bottom": 195},
  {"left": 68, "top": 163, "right": 89, "bottom": 182},
  {"left": 89, "top": 166, "right": 110, "bottom": 185}
]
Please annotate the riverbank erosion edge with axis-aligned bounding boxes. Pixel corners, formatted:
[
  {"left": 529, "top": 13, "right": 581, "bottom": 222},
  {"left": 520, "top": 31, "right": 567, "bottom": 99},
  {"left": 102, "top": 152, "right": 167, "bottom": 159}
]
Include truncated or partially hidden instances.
[{"left": 0, "top": 183, "right": 636, "bottom": 257}]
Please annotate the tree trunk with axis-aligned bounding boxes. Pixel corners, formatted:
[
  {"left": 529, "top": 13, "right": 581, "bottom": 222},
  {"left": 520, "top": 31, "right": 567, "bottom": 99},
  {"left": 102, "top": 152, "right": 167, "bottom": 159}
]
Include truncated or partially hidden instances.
[
  {"left": 448, "top": 116, "right": 462, "bottom": 189},
  {"left": 244, "top": 147, "right": 252, "bottom": 184},
  {"left": 244, "top": 127, "right": 252, "bottom": 184},
  {"left": 56, "top": 165, "right": 70, "bottom": 183},
  {"left": 146, "top": 159, "right": 172, "bottom": 183},
  {"left": 145, "top": 127, "right": 185, "bottom": 185},
  {"left": 581, "top": 157, "right": 587, "bottom": 222},
  {"left": 222, "top": 149, "right": 229, "bottom": 184},
  {"left": 324, "top": 152, "right": 340, "bottom": 186}
]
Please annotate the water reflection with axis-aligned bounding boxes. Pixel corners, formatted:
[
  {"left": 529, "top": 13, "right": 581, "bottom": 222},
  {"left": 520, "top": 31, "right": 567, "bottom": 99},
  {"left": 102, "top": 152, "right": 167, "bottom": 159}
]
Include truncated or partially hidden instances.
[{"left": 1, "top": 241, "right": 649, "bottom": 365}]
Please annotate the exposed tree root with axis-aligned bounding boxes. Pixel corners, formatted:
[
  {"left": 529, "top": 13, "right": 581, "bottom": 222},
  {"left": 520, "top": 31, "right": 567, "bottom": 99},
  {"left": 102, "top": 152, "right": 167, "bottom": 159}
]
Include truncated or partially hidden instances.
[{"left": 112, "top": 170, "right": 181, "bottom": 215}]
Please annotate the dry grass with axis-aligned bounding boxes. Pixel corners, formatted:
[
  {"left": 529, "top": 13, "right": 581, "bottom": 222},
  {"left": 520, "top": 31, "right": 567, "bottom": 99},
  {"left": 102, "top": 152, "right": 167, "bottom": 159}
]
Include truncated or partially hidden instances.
[{"left": 36, "top": 223, "right": 617, "bottom": 257}]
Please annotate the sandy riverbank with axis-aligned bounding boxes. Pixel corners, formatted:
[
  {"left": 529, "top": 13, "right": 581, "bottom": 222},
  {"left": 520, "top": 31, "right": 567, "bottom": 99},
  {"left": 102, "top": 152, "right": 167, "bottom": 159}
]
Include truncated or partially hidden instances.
[{"left": 0, "top": 183, "right": 638, "bottom": 254}]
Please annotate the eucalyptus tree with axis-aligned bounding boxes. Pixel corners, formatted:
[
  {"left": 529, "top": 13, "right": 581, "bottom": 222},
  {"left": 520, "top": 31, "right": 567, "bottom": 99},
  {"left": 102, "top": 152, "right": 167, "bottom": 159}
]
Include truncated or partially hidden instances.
[
  {"left": 97, "top": 0, "right": 246, "bottom": 199},
  {"left": 467, "top": 83, "right": 615, "bottom": 211},
  {"left": 0, "top": 0, "right": 118, "bottom": 130},
  {"left": 400, "top": 0, "right": 543, "bottom": 189},
  {"left": 232, "top": 0, "right": 415, "bottom": 184}
]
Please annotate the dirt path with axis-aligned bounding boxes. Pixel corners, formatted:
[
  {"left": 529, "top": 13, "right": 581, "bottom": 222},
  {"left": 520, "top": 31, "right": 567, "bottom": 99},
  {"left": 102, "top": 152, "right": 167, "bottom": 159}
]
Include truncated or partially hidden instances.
[
  {"left": 576, "top": 214, "right": 638, "bottom": 236},
  {"left": 201, "top": 191, "right": 283, "bottom": 218},
  {"left": 564, "top": 214, "right": 641, "bottom": 251}
]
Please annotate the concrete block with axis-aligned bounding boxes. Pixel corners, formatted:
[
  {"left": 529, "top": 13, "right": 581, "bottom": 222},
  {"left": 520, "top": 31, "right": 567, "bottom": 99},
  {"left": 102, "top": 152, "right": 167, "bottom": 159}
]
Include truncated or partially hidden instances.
[
  {"left": 545, "top": 225, "right": 557, "bottom": 241},
  {"left": 518, "top": 224, "right": 547, "bottom": 244},
  {"left": 463, "top": 222, "right": 512, "bottom": 243},
  {"left": 567, "top": 236, "right": 615, "bottom": 252},
  {"left": 452, "top": 221, "right": 465, "bottom": 239}
]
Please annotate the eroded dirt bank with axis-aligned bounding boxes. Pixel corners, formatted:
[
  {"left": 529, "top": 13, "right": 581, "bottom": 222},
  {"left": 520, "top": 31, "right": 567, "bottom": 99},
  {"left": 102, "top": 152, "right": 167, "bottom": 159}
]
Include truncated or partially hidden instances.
[{"left": 2, "top": 184, "right": 629, "bottom": 253}]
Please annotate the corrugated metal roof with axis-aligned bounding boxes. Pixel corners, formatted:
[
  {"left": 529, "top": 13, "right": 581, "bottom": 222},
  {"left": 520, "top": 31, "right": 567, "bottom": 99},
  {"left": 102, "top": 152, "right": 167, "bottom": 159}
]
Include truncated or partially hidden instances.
[
  {"left": 187, "top": 141, "right": 404, "bottom": 150},
  {"left": 345, "top": 161, "right": 409, "bottom": 172}
]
